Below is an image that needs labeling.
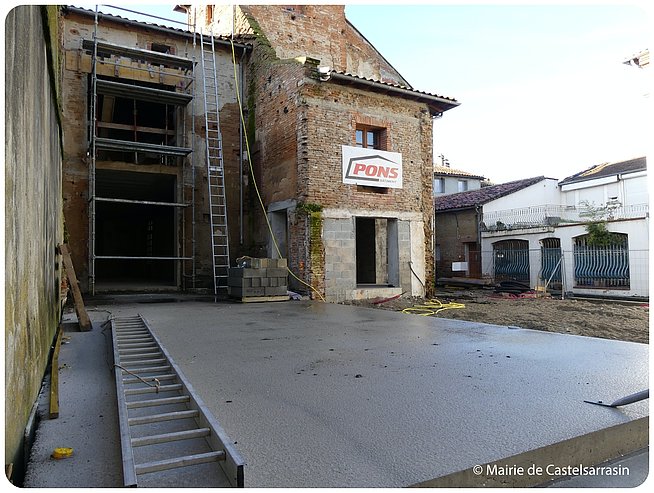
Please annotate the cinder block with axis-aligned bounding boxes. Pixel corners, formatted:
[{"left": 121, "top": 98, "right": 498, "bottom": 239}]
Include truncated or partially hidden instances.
[
  {"left": 265, "top": 286, "right": 288, "bottom": 296},
  {"left": 266, "top": 268, "right": 287, "bottom": 278},
  {"left": 260, "top": 277, "right": 270, "bottom": 287},
  {"left": 251, "top": 277, "right": 261, "bottom": 288},
  {"left": 228, "top": 276, "right": 252, "bottom": 288},
  {"left": 229, "top": 267, "right": 263, "bottom": 278},
  {"left": 277, "top": 277, "right": 287, "bottom": 288},
  {"left": 276, "top": 258, "right": 288, "bottom": 268},
  {"left": 229, "top": 286, "right": 265, "bottom": 298},
  {"left": 269, "top": 277, "right": 278, "bottom": 287}
]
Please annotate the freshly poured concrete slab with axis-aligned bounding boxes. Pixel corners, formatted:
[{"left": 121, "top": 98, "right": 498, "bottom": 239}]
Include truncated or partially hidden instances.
[{"left": 102, "top": 300, "right": 648, "bottom": 488}]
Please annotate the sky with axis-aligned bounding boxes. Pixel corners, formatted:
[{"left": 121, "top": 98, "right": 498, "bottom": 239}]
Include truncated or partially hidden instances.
[{"left": 33, "top": 2, "right": 654, "bottom": 183}]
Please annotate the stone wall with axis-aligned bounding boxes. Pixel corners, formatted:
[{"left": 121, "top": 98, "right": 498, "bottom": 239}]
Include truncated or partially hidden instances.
[{"left": 4, "top": 5, "right": 64, "bottom": 480}]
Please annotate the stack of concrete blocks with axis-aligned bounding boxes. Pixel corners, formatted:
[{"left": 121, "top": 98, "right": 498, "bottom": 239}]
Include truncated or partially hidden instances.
[{"left": 228, "top": 258, "right": 289, "bottom": 301}]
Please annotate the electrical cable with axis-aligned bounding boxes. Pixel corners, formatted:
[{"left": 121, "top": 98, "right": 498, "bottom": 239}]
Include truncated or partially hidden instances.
[{"left": 229, "top": 39, "right": 325, "bottom": 301}]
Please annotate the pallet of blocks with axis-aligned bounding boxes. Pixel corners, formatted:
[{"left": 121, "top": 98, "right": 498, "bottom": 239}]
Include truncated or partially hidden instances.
[{"left": 228, "top": 258, "right": 289, "bottom": 302}]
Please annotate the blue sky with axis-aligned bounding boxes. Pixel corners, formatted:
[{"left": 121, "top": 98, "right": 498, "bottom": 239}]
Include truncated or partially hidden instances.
[{"left": 64, "top": 3, "right": 651, "bottom": 183}]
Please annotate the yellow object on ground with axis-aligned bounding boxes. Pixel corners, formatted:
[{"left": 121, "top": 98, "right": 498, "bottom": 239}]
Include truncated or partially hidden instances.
[
  {"left": 401, "top": 299, "right": 465, "bottom": 316},
  {"left": 51, "top": 447, "right": 73, "bottom": 459}
]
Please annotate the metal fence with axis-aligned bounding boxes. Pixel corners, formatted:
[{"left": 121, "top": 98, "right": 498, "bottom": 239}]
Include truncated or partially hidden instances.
[
  {"left": 492, "top": 241, "right": 530, "bottom": 282},
  {"left": 480, "top": 246, "right": 648, "bottom": 294},
  {"left": 573, "top": 244, "right": 630, "bottom": 288},
  {"left": 481, "top": 204, "right": 649, "bottom": 232}
]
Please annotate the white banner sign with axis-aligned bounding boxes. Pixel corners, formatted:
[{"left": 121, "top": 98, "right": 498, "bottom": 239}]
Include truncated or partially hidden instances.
[{"left": 342, "top": 145, "right": 403, "bottom": 189}]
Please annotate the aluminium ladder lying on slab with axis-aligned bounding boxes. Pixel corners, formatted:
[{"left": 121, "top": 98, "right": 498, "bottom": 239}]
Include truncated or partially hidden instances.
[
  {"left": 199, "top": 30, "right": 231, "bottom": 296},
  {"left": 111, "top": 315, "right": 244, "bottom": 487}
]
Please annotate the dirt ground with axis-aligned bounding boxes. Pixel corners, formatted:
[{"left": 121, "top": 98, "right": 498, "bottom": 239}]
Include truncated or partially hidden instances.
[{"left": 345, "top": 288, "right": 649, "bottom": 344}]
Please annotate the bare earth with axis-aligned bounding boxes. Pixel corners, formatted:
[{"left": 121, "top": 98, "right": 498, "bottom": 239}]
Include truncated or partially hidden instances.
[{"left": 345, "top": 289, "right": 649, "bottom": 344}]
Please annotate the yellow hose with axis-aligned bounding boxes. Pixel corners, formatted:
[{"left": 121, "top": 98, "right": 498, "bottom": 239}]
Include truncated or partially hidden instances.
[{"left": 401, "top": 299, "right": 465, "bottom": 316}]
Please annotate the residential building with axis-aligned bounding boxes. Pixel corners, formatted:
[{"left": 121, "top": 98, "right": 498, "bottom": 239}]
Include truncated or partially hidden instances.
[
  {"left": 179, "top": 4, "right": 459, "bottom": 301},
  {"left": 480, "top": 157, "right": 648, "bottom": 298},
  {"left": 433, "top": 164, "right": 486, "bottom": 196},
  {"left": 434, "top": 177, "right": 552, "bottom": 280}
]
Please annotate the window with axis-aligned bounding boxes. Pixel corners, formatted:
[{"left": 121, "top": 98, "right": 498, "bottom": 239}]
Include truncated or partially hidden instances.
[
  {"left": 457, "top": 179, "right": 468, "bottom": 192},
  {"left": 206, "top": 5, "right": 214, "bottom": 23},
  {"left": 434, "top": 177, "right": 445, "bottom": 194},
  {"left": 355, "top": 125, "right": 385, "bottom": 150}
]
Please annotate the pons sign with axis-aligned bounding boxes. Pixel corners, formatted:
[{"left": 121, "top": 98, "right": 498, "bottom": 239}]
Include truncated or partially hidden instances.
[{"left": 342, "top": 145, "right": 403, "bottom": 189}]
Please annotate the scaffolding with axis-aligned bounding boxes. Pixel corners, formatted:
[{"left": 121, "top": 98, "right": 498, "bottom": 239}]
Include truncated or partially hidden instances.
[{"left": 88, "top": 7, "right": 196, "bottom": 295}]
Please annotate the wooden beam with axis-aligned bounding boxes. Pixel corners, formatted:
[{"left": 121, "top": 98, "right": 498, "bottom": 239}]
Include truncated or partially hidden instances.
[
  {"left": 49, "top": 326, "right": 64, "bottom": 419},
  {"left": 59, "top": 244, "right": 92, "bottom": 331}
]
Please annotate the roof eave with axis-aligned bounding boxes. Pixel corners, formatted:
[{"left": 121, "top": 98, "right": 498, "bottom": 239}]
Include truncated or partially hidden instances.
[
  {"left": 328, "top": 72, "right": 459, "bottom": 115},
  {"left": 63, "top": 5, "right": 252, "bottom": 52}
]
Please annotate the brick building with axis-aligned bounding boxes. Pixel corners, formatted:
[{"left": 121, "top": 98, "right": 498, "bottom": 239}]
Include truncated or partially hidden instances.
[
  {"left": 60, "top": 6, "right": 249, "bottom": 293},
  {"left": 186, "top": 4, "right": 460, "bottom": 301},
  {"left": 59, "top": 5, "right": 458, "bottom": 301}
]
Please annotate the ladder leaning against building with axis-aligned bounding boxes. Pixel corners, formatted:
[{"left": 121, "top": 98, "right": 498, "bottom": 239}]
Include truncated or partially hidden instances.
[{"left": 199, "top": 29, "right": 231, "bottom": 296}]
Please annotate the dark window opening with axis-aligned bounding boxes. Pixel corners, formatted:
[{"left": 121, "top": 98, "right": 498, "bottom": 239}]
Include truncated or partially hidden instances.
[
  {"left": 356, "top": 185, "right": 389, "bottom": 194},
  {"left": 150, "top": 43, "right": 173, "bottom": 54},
  {"left": 91, "top": 76, "right": 180, "bottom": 165}
]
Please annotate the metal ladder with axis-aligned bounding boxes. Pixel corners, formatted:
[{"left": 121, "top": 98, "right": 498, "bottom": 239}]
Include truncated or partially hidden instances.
[
  {"left": 111, "top": 315, "right": 244, "bottom": 487},
  {"left": 199, "top": 30, "right": 230, "bottom": 295}
]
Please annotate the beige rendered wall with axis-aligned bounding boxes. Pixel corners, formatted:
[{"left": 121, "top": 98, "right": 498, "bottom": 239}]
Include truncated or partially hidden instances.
[{"left": 4, "top": 5, "right": 64, "bottom": 480}]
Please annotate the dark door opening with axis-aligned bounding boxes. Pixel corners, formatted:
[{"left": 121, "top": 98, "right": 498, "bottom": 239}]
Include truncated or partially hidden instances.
[
  {"left": 95, "top": 169, "right": 177, "bottom": 289},
  {"left": 356, "top": 217, "right": 376, "bottom": 284}
]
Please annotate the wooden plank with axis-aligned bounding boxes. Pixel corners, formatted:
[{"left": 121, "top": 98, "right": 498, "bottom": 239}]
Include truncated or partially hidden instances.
[
  {"left": 49, "top": 326, "right": 64, "bottom": 419},
  {"left": 59, "top": 244, "right": 92, "bottom": 331},
  {"left": 235, "top": 295, "right": 290, "bottom": 303}
]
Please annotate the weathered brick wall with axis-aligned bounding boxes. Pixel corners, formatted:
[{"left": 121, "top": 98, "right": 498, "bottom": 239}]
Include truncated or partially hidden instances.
[
  {"left": 60, "top": 9, "right": 244, "bottom": 291},
  {"left": 208, "top": 4, "right": 437, "bottom": 296},
  {"left": 435, "top": 209, "right": 478, "bottom": 278},
  {"left": 215, "top": 4, "right": 407, "bottom": 84}
]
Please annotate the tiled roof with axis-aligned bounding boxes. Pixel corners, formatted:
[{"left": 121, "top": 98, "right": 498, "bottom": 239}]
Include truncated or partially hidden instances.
[
  {"left": 434, "top": 176, "right": 546, "bottom": 211},
  {"left": 65, "top": 5, "right": 253, "bottom": 46},
  {"left": 433, "top": 165, "right": 485, "bottom": 180},
  {"left": 559, "top": 157, "right": 646, "bottom": 185},
  {"left": 330, "top": 70, "right": 458, "bottom": 105}
]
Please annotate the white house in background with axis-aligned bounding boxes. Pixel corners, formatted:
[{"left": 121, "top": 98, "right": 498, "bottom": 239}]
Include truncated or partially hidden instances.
[
  {"left": 433, "top": 164, "right": 486, "bottom": 196},
  {"left": 479, "top": 157, "right": 648, "bottom": 299}
]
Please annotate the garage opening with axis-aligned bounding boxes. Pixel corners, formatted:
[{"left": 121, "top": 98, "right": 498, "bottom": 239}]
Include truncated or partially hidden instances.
[
  {"left": 94, "top": 169, "right": 178, "bottom": 290},
  {"left": 355, "top": 217, "right": 399, "bottom": 286}
]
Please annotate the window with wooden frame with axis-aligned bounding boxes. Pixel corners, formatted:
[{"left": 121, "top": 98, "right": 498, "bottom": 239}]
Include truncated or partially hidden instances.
[{"left": 355, "top": 124, "right": 386, "bottom": 151}]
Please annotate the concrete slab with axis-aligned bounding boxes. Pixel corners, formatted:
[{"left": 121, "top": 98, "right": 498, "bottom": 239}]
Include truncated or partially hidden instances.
[
  {"left": 92, "top": 300, "right": 648, "bottom": 488},
  {"left": 23, "top": 315, "right": 123, "bottom": 488}
]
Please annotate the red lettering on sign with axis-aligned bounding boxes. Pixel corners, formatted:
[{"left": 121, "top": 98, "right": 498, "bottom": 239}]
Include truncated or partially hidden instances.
[
  {"left": 350, "top": 161, "right": 399, "bottom": 180},
  {"left": 353, "top": 162, "right": 366, "bottom": 174}
]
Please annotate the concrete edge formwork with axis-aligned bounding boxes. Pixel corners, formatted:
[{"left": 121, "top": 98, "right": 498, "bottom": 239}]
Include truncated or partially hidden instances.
[{"left": 411, "top": 416, "right": 648, "bottom": 487}]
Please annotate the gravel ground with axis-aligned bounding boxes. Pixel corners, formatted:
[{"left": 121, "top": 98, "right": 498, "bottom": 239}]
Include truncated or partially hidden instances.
[{"left": 345, "top": 289, "right": 649, "bottom": 344}]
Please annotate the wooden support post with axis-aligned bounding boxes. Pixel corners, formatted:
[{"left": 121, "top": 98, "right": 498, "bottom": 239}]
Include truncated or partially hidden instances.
[
  {"left": 59, "top": 244, "right": 92, "bottom": 331},
  {"left": 49, "top": 326, "right": 64, "bottom": 419}
]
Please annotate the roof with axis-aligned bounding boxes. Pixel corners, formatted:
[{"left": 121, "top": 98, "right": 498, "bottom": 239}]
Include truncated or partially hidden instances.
[
  {"left": 326, "top": 71, "right": 459, "bottom": 115},
  {"left": 559, "top": 157, "right": 647, "bottom": 186},
  {"left": 64, "top": 5, "right": 252, "bottom": 50},
  {"left": 435, "top": 176, "right": 546, "bottom": 212},
  {"left": 433, "top": 165, "right": 485, "bottom": 180}
]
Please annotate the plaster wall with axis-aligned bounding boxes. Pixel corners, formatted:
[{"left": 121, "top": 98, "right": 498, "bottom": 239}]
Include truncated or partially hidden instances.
[{"left": 4, "top": 4, "right": 64, "bottom": 476}]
